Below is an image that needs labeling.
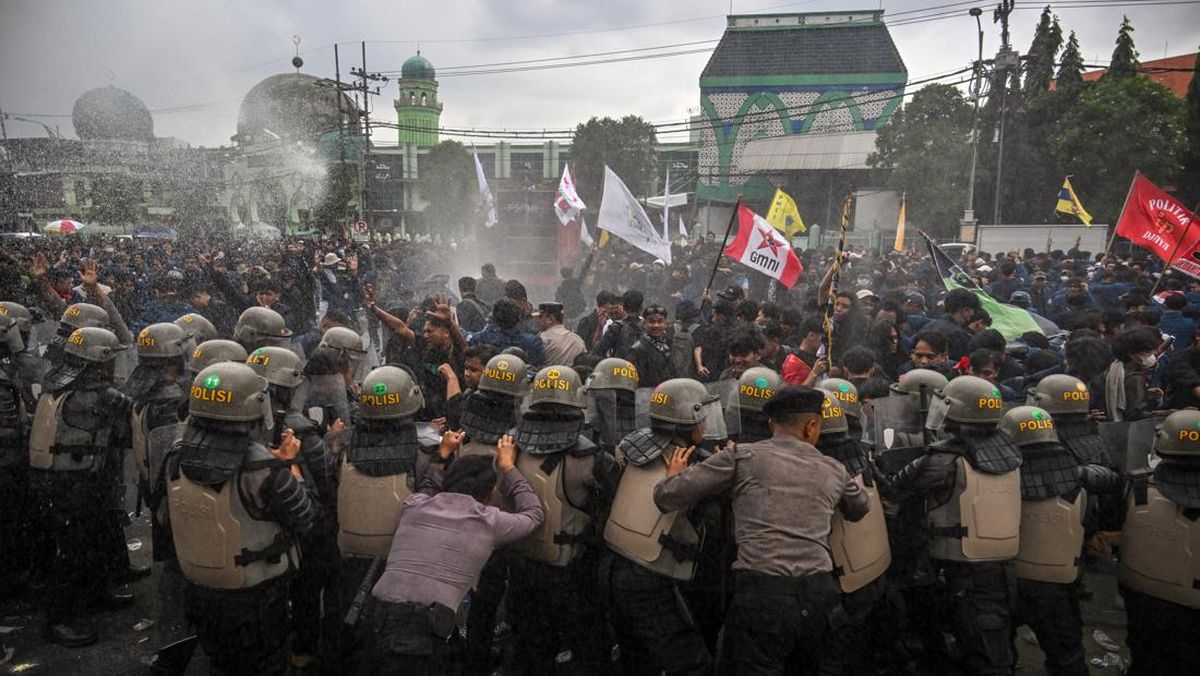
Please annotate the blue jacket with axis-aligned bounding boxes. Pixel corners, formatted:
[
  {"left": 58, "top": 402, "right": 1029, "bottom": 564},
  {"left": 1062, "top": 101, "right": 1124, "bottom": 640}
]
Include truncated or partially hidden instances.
[
  {"left": 1159, "top": 311, "right": 1196, "bottom": 350},
  {"left": 468, "top": 323, "right": 546, "bottom": 367}
]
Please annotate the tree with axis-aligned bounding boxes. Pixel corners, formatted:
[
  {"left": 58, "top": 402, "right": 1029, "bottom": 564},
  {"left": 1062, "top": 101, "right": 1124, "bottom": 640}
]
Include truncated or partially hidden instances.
[
  {"left": 868, "top": 84, "right": 976, "bottom": 239},
  {"left": 1055, "top": 31, "right": 1086, "bottom": 93},
  {"left": 1051, "top": 75, "right": 1186, "bottom": 222},
  {"left": 1180, "top": 49, "right": 1200, "bottom": 207},
  {"left": 569, "top": 115, "right": 658, "bottom": 203},
  {"left": 1023, "top": 7, "right": 1063, "bottom": 97},
  {"left": 313, "top": 162, "right": 356, "bottom": 234},
  {"left": 1107, "top": 16, "right": 1140, "bottom": 80},
  {"left": 417, "top": 140, "right": 476, "bottom": 233}
]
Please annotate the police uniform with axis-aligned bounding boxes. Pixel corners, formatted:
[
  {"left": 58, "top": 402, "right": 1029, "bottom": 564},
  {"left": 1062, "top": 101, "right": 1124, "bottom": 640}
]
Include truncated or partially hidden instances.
[
  {"left": 0, "top": 307, "right": 35, "bottom": 596},
  {"left": 603, "top": 378, "right": 714, "bottom": 675},
  {"left": 505, "top": 366, "right": 619, "bottom": 675},
  {"left": 1000, "top": 406, "right": 1121, "bottom": 676},
  {"left": 28, "top": 327, "right": 134, "bottom": 646},
  {"left": 654, "top": 386, "right": 870, "bottom": 675},
  {"left": 583, "top": 357, "right": 640, "bottom": 452},
  {"left": 892, "top": 376, "right": 1022, "bottom": 675},
  {"left": 165, "top": 362, "right": 316, "bottom": 675},
  {"left": 1118, "top": 410, "right": 1200, "bottom": 674},
  {"left": 812, "top": 390, "right": 891, "bottom": 676}
]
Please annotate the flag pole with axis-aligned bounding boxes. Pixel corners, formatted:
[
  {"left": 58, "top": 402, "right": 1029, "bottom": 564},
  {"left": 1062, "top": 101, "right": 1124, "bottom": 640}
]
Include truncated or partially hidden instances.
[
  {"left": 705, "top": 195, "right": 743, "bottom": 294},
  {"left": 1151, "top": 215, "right": 1198, "bottom": 296},
  {"left": 824, "top": 192, "right": 853, "bottom": 361},
  {"left": 1102, "top": 171, "right": 1140, "bottom": 264}
]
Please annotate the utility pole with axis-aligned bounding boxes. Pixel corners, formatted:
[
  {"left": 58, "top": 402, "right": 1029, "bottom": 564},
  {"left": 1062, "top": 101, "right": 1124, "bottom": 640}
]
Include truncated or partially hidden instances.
[
  {"left": 961, "top": 7, "right": 985, "bottom": 242},
  {"left": 350, "top": 41, "right": 388, "bottom": 237},
  {"left": 991, "top": 0, "right": 1017, "bottom": 226}
]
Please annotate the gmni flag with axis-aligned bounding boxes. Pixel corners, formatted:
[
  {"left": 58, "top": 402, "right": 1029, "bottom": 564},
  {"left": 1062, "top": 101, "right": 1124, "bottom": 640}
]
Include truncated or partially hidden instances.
[
  {"left": 921, "top": 230, "right": 1041, "bottom": 339},
  {"left": 1055, "top": 176, "right": 1093, "bottom": 226},
  {"left": 723, "top": 204, "right": 804, "bottom": 289}
]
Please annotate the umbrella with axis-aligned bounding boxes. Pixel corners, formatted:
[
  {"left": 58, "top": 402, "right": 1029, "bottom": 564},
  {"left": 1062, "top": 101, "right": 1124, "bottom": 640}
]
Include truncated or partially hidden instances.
[{"left": 44, "top": 219, "right": 88, "bottom": 234}]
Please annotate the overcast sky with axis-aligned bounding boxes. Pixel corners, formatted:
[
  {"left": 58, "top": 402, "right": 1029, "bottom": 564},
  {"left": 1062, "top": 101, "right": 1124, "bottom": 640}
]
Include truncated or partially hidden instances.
[{"left": 1, "top": 0, "right": 1196, "bottom": 147}]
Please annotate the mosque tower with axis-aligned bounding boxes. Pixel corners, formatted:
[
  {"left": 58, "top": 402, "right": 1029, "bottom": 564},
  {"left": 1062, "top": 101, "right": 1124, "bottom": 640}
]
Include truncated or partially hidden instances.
[{"left": 393, "top": 51, "right": 442, "bottom": 146}]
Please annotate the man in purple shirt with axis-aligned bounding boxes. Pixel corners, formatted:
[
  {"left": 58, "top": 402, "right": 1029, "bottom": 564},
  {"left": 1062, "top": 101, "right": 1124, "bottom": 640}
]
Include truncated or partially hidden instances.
[{"left": 366, "top": 432, "right": 544, "bottom": 673}]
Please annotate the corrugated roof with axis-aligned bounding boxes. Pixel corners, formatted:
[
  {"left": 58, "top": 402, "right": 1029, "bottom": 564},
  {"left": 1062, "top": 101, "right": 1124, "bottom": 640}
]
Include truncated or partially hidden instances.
[
  {"left": 701, "top": 19, "right": 906, "bottom": 79},
  {"left": 737, "top": 131, "right": 878, "bottom": 171},
  {"left": 1079, "top": 52, "right": 1196, "bottom": 98}
]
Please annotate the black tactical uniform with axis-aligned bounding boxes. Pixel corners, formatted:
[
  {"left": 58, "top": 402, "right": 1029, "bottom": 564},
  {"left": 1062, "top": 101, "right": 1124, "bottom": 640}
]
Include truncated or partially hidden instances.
[{"left": 0, "top": 306, "right": 36, "bottom": 596}]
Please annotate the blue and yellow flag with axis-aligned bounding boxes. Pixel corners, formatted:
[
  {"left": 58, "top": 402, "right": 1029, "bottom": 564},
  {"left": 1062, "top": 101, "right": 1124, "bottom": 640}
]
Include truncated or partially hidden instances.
[
  {"left": 1055, "top": 176, "right": 1093, "bottom": 226},
  {"left": 766, "top": 188, "right": 806, "bottom": 238}
]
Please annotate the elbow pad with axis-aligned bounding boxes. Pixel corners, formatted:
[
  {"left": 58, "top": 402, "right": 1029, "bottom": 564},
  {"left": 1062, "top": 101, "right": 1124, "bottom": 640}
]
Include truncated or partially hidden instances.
[{"left": 268, "top": 468, "right": 318, "bottom": 534}]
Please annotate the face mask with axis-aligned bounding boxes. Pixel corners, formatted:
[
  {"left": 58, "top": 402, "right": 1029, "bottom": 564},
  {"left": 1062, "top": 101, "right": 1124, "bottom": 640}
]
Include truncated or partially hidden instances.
[{"left": 1140, "top": 353, "right": 1158, "bottom": 368}]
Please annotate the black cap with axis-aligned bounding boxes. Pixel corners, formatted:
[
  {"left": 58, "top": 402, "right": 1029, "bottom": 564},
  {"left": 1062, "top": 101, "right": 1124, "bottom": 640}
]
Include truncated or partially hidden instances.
[
  {"left": 761, "top": 386, "right": 826, "bottom": 419},
  {"left": 716, "top": 285, "right": 744, "bottom": 302},
  {"left": 531, "top": 302, "right": 564, "bottom": 318}
]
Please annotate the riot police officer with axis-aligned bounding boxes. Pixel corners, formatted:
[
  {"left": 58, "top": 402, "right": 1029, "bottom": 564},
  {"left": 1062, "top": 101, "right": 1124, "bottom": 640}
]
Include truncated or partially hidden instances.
[
  {"left": 583, "top": 356, "right": 640, "bottom": 452},
  {"left": 892, "top": 375, "right": 1023, "bottom": 675},
  {"left": 814, "top": 390, "right": 891, "bottom": 676},
  {"left": 819, "top": 377, "right": 862, "bottom": 437},
  {"left": 128, "top": 324, "right": 191, "bottom": 506},
  {"left": 998, "top": 405, "right": 1120, "bottom": 676},
  {"left": 233, "top": 306, "right": 293, "bottom": 352},
  {"left": 505, "top": 366, "right": 618, "bottom": 675},
  {"left": 246, "top": 346, "right": 340, "bottom": 669},
  {"left": 0, "top": 309, "right": 34, "bottom": 596},
  {"left": 732, "top": 366, "right": 781, "bottom": 443},
  {"left": 603, "top": 377, "right": 713, "bottom": 674},
  {"left": 1028, "top": 375, "right": 1111, "bottom": 466},
  {"left": 165, "top": 362, "right": 316, "bottom": 674},
  {"left": 174, "top": 312, "right": 219, "bottom": 345},
  {"left": 459, "top": 353, "right": 528, "bottom": 459},
  {"left": 44, "top": 302, "right": 111, "bottom": 366},
  {"left": 28, "top": 326, "right": 134, "bottom": 646},
  {"left": 1118, "top": 409, "right": 1200, "bottom": 673}
]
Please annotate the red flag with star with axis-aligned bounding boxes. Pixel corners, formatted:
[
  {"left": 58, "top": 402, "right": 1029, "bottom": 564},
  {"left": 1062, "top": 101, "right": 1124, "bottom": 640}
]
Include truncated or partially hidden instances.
[{"left": 723, "top": 204, "right": 804, "bottom": 288}]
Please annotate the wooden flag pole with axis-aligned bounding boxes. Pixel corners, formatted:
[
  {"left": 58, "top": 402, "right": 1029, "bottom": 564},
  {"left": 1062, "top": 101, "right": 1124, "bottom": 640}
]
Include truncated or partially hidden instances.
[
  {"left": 1102, "top": 171, "right": 1140, "bottom": 264},
  {"left": 705, "top": 195, "right": 743, "bottom": 295}
]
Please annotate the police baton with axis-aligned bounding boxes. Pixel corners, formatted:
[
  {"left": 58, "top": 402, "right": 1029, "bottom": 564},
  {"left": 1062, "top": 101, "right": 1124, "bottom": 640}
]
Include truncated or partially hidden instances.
[{"left": 343, "top": 556, "right": 385, "bottom": 628}]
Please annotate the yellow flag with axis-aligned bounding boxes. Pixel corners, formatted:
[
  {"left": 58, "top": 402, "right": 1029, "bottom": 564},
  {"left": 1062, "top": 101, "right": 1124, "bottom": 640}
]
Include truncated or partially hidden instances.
[
  {"left": 840, "top": 193, "right": 853, "bottom": 228},
  {"left": 598, "top": 228, "right": 610, "bottom": 247},
  {"left": 894, "top": 194, "right": 906, "bottom": 252},
  {"left": 766, "top": 188, "right": 806, "bottom": 238},
  {"left": 1055, "top": 176, "right": 1093, "bottom": 226}
]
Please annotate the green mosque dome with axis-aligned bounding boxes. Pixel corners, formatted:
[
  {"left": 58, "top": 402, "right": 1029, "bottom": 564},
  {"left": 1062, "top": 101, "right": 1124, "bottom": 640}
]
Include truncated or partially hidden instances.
[{"left": 401, "top": 53, "right": 436, "bottom": 80}]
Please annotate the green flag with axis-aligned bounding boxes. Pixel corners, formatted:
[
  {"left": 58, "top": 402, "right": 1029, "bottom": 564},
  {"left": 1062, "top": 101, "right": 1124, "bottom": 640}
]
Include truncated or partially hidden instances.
[{"left": 921, "top": 231, "right": 1042, "bottom": 340}]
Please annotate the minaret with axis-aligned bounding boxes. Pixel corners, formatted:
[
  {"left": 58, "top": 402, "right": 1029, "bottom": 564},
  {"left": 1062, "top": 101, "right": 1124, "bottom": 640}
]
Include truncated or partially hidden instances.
[{"left": 393, "top": 51, "right": 442, "bottom": 146}]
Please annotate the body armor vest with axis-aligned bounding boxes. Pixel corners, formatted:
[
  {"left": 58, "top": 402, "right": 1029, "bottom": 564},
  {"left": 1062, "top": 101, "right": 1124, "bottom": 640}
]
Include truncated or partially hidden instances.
[
  {"left": 604, "top": 461, "right": 701, "bottom": 581},
  {"left": 830, "top": 475, "right": 891, "bottom": 592},
  {"left": 459, "top": 439, "right": 495, "bottom": 458},
  {"left": 0, "top": 371, "right": 25, "bottom": 468},
  {"left": 1119, "top": 479, "right": 1200, "bottom": 608},
  {"left": 336, "top": 452, "right": 413, "bottom": 558},
  {"left": 28, "top": 392, "right": 110, "bottom": 472},
  {"left": 928, "top": 456, "right": 1021, "bottom": 562},
  {"left": 168, "top": 446, "right": 297, "bottom": 590},
  {"left": 1015, "top": 490, "right": 1086, "bottom": 583},
  {"left": 512, "top": 452, "right": 591, "bottom": 566}
]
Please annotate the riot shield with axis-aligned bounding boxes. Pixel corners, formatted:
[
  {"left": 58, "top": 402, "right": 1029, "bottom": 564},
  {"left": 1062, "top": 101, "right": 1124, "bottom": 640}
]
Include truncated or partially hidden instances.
[
  {"left": 147, "top": 423, "right": 184, "bottom": 489},
  {"left": 28, "top": 319, "right": 58, "bottom": 358},
  {"left": 634, "top": 387, "right": 654, "bottom": 430},
  {"left": 324, "top": 427, "right": 353, "bottom": 460},
  {"left": 1097, "top": 421, "right": 1133, "bottom": 475},
  {"left": 295, "top": 375, "right": 352, "bottom": 433},
  {"left": 586, "top": 388, "right": 639, "bottom": 449},
  {"left": 1124, "top": 416, "right": 1164, "bottom": 474},
  {"left": 869, "top": 394, "right": 926, "bottom": 475},
  {"left": 704, "top": 379, "right": 740, "bottom": 442}
]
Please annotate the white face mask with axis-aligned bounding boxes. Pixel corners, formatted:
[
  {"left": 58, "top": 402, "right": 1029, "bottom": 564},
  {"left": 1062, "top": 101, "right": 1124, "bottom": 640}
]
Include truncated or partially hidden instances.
[{"left": 1140, "top": 353, "right": 1158, "bottom": 368}]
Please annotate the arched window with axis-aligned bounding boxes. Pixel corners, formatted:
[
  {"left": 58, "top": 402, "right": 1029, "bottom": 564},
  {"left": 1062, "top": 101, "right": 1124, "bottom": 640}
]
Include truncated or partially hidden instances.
[{"left": 421, "top": 92, "right": 427, "bottom": 106}]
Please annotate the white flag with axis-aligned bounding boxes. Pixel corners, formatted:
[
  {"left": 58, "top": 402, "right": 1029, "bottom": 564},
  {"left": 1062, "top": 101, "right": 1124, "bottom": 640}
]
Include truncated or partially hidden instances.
[
  {"left": 596, "top": 166, "right": 672, "bottom": 264},
  {"left": 678, "top": 215, "right": 688, "bottom": 239},
  {"left": 661, "top": 166, "right": 671, "bottom": 240},
  {"left": 554, "top": 165, "right": 586, "bottom": 226},
  {"left": 472, "top": 148, "right": 497, "bottom": 228},
  {"left": 579, "top": 216, "right": 594, "bottom": 247}
]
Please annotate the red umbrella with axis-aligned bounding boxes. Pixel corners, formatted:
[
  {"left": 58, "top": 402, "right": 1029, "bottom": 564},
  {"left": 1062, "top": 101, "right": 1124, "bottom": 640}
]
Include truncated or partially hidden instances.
[{"left": 44, "top": 219, "right": 88, "bottom": 234}]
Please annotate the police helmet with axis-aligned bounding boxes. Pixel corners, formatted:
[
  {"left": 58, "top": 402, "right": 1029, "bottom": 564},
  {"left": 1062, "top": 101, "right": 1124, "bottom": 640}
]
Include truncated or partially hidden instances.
[
  {"left": 245, "top": 346, "right": 306, "bottom": 389},
  {"left": 478, "top": 354, "right": 529, "bottom": 398},
  {"left": 649, "top": 378, "right": 712, "bottom": 425},
  {"left": 892, "top": 368, "right": 950, "bottom": 396},
  {"left": 0, "top": 313, "right": 24, "bottom": 354},
  {"left": 233, "top": 306, "right": 292, "bottom": 350},
  {"left": 188, "top": 362, "right": 270, "bottom": 422},
  {"left": 936, "top": 375, "right": 1005, "bottom": 425},
  {"left": 1028, "top": 374, "right": 1091, "bottom": 417},
  {"left": 135, "top": 323, "right": 190, "bottom": 359},
  {"left": 818, "top": 390, "right": 850, "bottom": 436},
  {"left": 998, "top": 405, "right": 1058, "bottom": 447},
  {"left": 318, "top": 326, "right": 366, "bottom": 357},
  {"left": 63, "top": 327, "right": 125, "bottom": 363},
  {"left": 60, "top": 303, "right": 109, "bottom": 331},
  {"left": 189, "top": 339, "right": 249, "bottom": 375},
  {"left": 0, "top": 302, "right": 33, "bottom": 334},
  {"left": 818, "top": 377, "right": 861, "bottom": 419},
  {"left": 359, "top": 366, "right": 424, "bottom": 420},
  {"left": 585, "top": 358, "right": 639, "bottom": 392},
  {"left": 1154, "top": 410, "right": 1200, "bottom": 458},
  {"left": 174, "top": 313, "right": 218, "bottom": 343},
  {"left": 528, "top": 366, "right": 587, "bottom": 409},
  {"left": 738, "top": 367, "right": 782, "bottom": 413}
]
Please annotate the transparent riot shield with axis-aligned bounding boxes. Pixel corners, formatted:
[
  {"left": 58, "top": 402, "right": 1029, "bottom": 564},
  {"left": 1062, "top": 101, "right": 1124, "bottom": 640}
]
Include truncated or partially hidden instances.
[
  {"left": 704, "top": 379, "right": 741, "bottom": 442},
  {"left": 1097, "top": 421, "right": 1133, "bottom": 475},
  {"left": 870, "top": 393, "right": 926, "bottom": 475},
  {"left": 1124, "top": 416, "right": 1165, "bottom": 474},
  {"left": 294, "top": 374, "right": 352, "bottom": 432},
  {"left": 586, "top": 388, "right": 639, "bottom": 449},
  {"left": 147, "top": 423, "right": 184, "bottom": 488},
  {"left": 28, "top": 319, "right": 58, "bottom": 358},
  {"left": 634, "top": 386, "right": 654, "bottom": 429}
]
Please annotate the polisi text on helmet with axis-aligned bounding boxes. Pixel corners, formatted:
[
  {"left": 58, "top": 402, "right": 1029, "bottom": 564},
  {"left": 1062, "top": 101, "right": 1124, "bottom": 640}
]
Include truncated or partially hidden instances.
[
  {"left": 1177, "top": 429, "right": 1200, "bottom": 442},
  {"left": 978, "top": 397, "right": 1003, "bottom": 410},
  {"left": 739, "top": 384, "right": 773, "bottom": 401},
  {"left": 1018, "top": 419, "right": 1054, "bottom": 432},
  {"left": 360, "top": 392, "right": 405, "bottom": 408},
  {"left": 191, "top": 386, "right": 233, "bottom": 405},
  {"left": 611, "top": 365, "right": 638, "bottom": 380}
]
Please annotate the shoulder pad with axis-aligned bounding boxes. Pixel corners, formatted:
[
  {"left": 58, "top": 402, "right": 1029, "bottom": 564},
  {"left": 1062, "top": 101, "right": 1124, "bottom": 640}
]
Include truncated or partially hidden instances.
[
  {"left": 569, "top": 435, "right": 598, "bottom": 457},
  {"left": 243, "top": 442, "right": 281, "bottom": 467},
  {"left": 283, "top": 412, "right": 317, "bottom": 434},
  {"left": 149, "top": 382, "right": 185, "bottom": 402}
]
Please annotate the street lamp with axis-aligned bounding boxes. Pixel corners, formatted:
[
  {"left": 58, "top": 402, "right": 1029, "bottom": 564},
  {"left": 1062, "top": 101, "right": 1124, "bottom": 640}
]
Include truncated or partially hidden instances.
[{"left": 961, "top": 7, "right": 984, "bottom": 241}]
